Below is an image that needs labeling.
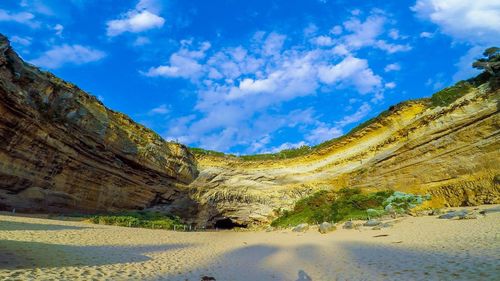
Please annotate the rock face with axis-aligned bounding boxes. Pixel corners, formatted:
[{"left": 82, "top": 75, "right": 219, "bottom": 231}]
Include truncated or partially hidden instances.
[
  {"left": 0, "top": 34, "right": 498, "bottom": 228},
  {"left": 0, "top": 35, "right": 198, "bottom": 213},
  {"left": 191, "top": 77, "right": 499, "bottom": 227}
]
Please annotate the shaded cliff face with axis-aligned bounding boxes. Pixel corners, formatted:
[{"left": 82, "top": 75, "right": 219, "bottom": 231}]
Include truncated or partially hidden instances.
[
  {"left": 0, "top": 35, "right": 198, "bottom": 213},
  {"left": 191, "top": 82, "right": 499, "bottom": 227},
  {"left": 0, "top": 33, "right": 498, "bottom": 228}
]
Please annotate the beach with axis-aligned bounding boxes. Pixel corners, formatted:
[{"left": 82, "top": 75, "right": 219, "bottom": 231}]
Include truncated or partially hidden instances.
[{"left": 1, "top": 206, "right": 499, "bottom": 281}]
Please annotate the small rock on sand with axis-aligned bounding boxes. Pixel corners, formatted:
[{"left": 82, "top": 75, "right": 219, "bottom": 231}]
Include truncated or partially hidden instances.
[
  {"left": 318, "top": 222, "right": 336, "bottom": 234},
  {"left": 343, "top": 221, "right": 354, "bottom": 229},
  {"left": 438, "top": 210, "right": 480, "bottom": 220},
  {"left": 480, "top": 207, "right": 500, "bottom": 215},
  {"left": 364, "top": 219, "right": 381, "bottom": 227},
  {"left": 292, "top": 223, "right": 309, "bottom": 232}
]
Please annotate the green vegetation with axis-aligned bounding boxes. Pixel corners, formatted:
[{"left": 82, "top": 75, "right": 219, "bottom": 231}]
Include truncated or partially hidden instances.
[
  {"left": 189, "top": 147, "right": 232, "bottom": 157},
  {"left": 240, "top": 145, "right": 313, "bottom": 160},
  {"left": 271, "top": 188, "right": 394, "bottom": 227},
  {"left": 190, "top": 47, "right": 500, "bottom": 161},
  {"left": 88, "top": 211, "right": 186, "bottom": 230},
  {"left": 188, "top": 103, "right": 413, "bottom": 161},
  {"left": 383, "top": 191, "right": 431, "bottom": 213},
  {"left": 430, "top": 81, "right": 473, "bottom": 107},
  {"left": 271, "top": 188, "right": 431, "bottom": 228}
]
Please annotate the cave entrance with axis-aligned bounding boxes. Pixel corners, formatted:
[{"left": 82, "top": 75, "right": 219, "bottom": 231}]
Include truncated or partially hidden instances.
[{"left": 214, "top": 218, "right": 247, "bottom": 229}]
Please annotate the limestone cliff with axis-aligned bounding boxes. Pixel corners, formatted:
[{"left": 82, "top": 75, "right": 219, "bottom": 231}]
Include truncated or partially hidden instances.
[
  {"left": 0, "top": 33, "right": 498, "bottom": 228},
  {"left": 190, "top": 78, "right": 499, "bottom": 227},
  {"left": 0, "top": 35, "right": 198, "bottom": 213}
]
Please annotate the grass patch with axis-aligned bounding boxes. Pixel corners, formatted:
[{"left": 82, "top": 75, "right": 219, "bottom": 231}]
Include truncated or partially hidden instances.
[
  {"left": 430, "top": 81, "right": 473, "bottom": 107},
  {"left": 189, "top": 147, "right": 231, "bottom": 157},
  {"left": 271, "top": 188, "right": 394, "bottom": 227},
  {"left": 190, "top": 74, "right": 483, "bottom": 161},
  {"left": 189, "top": 100, "right": 428, "bottom": 161},
  {"left": 88, "top": 211, "right": 186, "bottom": 230}
]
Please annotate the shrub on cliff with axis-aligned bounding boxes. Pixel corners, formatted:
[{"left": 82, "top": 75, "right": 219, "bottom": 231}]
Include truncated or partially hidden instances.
[{"left": 430, "top": 81, "right": 473, "bottom": 107}]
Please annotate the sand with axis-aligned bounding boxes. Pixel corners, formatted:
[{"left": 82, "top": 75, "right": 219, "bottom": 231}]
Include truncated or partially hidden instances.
[{"left": 0, "top": 206, "right": 499, "bottom": 281}]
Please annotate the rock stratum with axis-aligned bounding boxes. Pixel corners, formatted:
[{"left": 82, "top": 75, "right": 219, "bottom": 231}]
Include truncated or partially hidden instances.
[
  {"left": 0, "top": 35, "right": 498, "bottom": 227},
  {"left": 0, "top": 35, "right": 198, "bottom": 214},
  {"left": 188, "top": 70, "right": 500, "bottom": 227}
]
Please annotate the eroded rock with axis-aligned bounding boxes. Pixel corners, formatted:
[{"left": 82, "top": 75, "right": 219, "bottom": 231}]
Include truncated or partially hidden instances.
[{"left": 0, "top": 34, "right": 198, "bottom": 215}]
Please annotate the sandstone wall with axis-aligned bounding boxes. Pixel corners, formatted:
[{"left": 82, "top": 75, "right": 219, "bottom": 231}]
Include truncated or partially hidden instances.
[
  {"left": 0, "top": 35, "right": 198, "bottom": 213},
  {"left": 191, "top": 86, "right": 499, "bottom": 227}
]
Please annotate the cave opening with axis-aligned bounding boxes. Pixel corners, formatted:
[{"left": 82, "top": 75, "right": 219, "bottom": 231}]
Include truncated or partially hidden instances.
[{"left": 214, "top": 218, "right": 247, "bottom": 229}]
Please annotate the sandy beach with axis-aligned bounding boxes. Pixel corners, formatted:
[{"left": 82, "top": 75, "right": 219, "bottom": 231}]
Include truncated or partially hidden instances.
[{"left": 1, "top": 206, "right": 499, "bottom": 281}]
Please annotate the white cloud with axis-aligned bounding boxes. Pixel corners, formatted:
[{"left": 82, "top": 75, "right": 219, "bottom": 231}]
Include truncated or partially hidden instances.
[
  {"left": 452, "top": 46, "right": 483, "bottom": 81},
  {"left": 0, "top": 9, "right": 38, "bottom": 27},
  {"left": 30, "top": 45, "right": 106, "bottom": 69},
  {"left": 318, "top": 56, "right": 382, "bottom": 94},
  {"left": 341, "top": 13, "right": 412, "bottom": 54},
  {"left": 107, "top": 10, "right": 165, "bottom": 36},
  {"left": 412, "top": 0, "right": 500, "bottom": 45},
  {"left": 384, "top": 63, "right": 401, "bottom": 72},
  {"left": 10, "top": 35, "right": 32, "bottom": 46},
  {"left": 419, "top": 31, "right": 434, "bottom": 38},
  {"left": 146, "top": 10, "right": 410, "bottom": 152},
  {"left": 310, "top": 35, "right": 334, "bottom": 46},
  {"left": 336, "top": 102, "right": 372, "bottom": 128},
  {"left": 342, "top": 14, "right": 385, "bottom": 49},
  {"left": 375, "top": 40, "right": 412, "bottom": 53},
  {"left": 106, "top": 1, "right": 165, "bottom": 37},
  {"left": 388, "top": 29, "right": 401, "bottom": 40},
  {"left": 330, "top": 25, "right": 343, "bottom": 35},
  {"left": 305, "top": 102, "right": 372, "bottom": 144},
  {"left": 133, "top": 36, "right": 151, "bottom": 46},
  {"left": 145, "top": 41, "right": 210, "bottom": 79},
  {"left": 306, "top": 125, "right": 343, "bottom": 143},
  {"left": 54, "top": 24, "right": 64, "bottom": 36},
  {"left": 150, "top": 31, "right": 383, "bottom": 151},
  {"left": 412, "top": 0, "right": 500, "bottom": 81},
  {"left": 385, "top": 82, "right": 396, "bottom": 89},
  {"left": 149, "top": 104, "right": 170, "bottom": 115}
]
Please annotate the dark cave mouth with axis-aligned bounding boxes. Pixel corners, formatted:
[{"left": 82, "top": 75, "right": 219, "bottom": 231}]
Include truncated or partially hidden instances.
[{"left": 214, "top": 218, "right": 247, "bottom": 229}]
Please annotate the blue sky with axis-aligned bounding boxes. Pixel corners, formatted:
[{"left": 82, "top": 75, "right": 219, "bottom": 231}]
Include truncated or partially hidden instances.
[{"left": 1, "top": 0, "right": 499, "bottom": 154}]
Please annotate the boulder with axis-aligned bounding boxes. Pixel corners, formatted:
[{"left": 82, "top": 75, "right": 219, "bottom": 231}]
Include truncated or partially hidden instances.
[
  {"left": 318, "top": 222, "right": 336, "bottom": 234},
  {"left": 363, "top": 219, "right": 381, "bottom": 227},
  {"left": 343, "top": 221, "right": 354, "bottom": 229},
  {"left": 292, "top": 223, "right": 309, "bottom": 232},
  {"left": 438, "top": 210, "right": 469, "bottom": 219}
]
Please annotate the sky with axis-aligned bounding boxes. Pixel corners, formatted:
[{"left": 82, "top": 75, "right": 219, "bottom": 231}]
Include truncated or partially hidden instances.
[{"left": 1, "top": 0, "right": 499, "bottom": 154}]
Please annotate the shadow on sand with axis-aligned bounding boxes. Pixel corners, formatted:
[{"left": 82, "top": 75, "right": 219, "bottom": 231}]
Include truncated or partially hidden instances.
[
  {"left": 335, "top": 241, "right": 499, "bottom": 280},
  {"left": 0, "top": 239, "right": 191, "bottom": 269},
  {"left": 163, "top": 244, "right": 318, "bottom": 280},
  {"left": 165, "top": 240, "right": 498, "bottom": 281},
  {"left": 0, "top": 220, "right": 88, "bottom": 231}
]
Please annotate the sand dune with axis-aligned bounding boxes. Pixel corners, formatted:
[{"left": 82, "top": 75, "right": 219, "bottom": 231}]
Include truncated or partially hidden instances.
[{"left": 1, "top": 206, "right": 499, "bottom": 281}]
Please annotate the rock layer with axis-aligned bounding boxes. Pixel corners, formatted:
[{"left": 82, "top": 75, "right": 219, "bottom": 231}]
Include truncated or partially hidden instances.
[
  {"left": 0, "top": 35, "right": 198, "bottom": 213},
  {"left": 0, "top": 34, "right": 498, "bottom": 227},
  {"left": 191, "top": 83, "right": 499, "bottom": 227}
]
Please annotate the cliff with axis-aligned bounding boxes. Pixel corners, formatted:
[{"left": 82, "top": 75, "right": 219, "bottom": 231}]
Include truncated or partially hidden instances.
[
  {"left": 0, "top": 34, "right": 498, "bottom": 228},
  {"left": 0, "top": 35, "right": 198, "bottom": 213},
  {"left": 190, "top": 77, "right": 500, "bottom": 227}
]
